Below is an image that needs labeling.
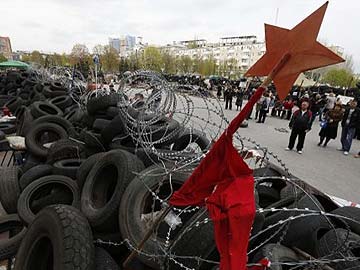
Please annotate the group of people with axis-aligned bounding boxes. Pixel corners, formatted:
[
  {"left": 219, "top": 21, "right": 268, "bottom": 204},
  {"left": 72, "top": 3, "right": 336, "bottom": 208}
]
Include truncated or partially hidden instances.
[
  {"left": 217, "top": 84, "right": 245, "bottom": 111},
  {"left": 285, "top": 97, "right": 360, "bottom": 157}
]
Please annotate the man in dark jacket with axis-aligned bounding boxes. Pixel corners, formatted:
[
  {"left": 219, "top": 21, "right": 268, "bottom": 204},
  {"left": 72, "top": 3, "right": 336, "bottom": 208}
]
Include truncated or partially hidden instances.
[
  {"left": 285, "top": 101, "right": 312, "bottom": 154},
  {"left": 339, "top": 99, "right": 360, "bottom": 155},
  {"left": 224, "top": 84, "right": 234, "bottom": 110}
]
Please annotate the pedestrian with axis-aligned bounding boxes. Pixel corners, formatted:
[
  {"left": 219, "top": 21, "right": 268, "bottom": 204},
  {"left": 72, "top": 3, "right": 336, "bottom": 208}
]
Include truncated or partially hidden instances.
[
  {"left": 246, "top": 88, "right": 256, "bottom": 120},
  {"left": 217, "top": 85, "right": 222, "bottom": 100},
  {"left": 224, "top": 85, "right": 233, "bottom": 110},
  {"left": 324, "top": 91, "right": 336, "bottom": 114},
  {"left": 355, "top": 151, "right": 360, "bottom": 158},
  {"left": 257, "top": 92, "right": 271, "bottom": 123},
  {"left": 310, "top": 94, "right": 323, "bottom": 123},
  {"left": 271, "top": 98, "right": 282, "bottom": 117},
  {"left": 339, "top": 99, "right": 360, "bottom": 155},
  {"left": 318, "top": 103, "right": 344, "bottom": 147},
  {"left": 281, "top": 97, "right": 294, "bottom": 120},
  {"left": 255, "top": 96, "right": 263, "bottom": 121},
  {"left": 285, "top": 101, "right": 313, "bottom": 154},
  {"left": 235, "top": 89, "right": 244, "bottom": 111}
]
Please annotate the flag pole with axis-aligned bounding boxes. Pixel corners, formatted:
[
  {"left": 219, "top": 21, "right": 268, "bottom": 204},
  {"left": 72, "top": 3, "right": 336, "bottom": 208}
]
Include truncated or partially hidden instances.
[
  {"left": 122, "top": 53, "right": 290, "bottom": 269},
  {"left": 123, "top": 206, "right": 172, "bottom": 268}
]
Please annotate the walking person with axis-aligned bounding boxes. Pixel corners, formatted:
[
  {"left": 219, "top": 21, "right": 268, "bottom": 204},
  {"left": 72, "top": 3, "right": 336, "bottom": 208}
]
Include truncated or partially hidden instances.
[
  {"left": 355, "top": 151, "right": 360, "bottom": 158},
  {"left": 224, "top": 85, "right": 233, "bottom": 110},
  {"left": 324, "top": 91, "right": 336, "bottom": 114},
  {"left": 281, "top": 97, "right": 294, "bottom": 120},
  {"left": 217, "top": 85, "right": 222, "bottom": 100},
  {"left": 285, "top": 101, "right": 313, "bottom": 154},
  {"left": 339, "top": 99, "right": 360, "bottom": 155},
  {"left": 257, "top": 92, "right": 271, "bottom": 123},
  {"left": 235, "top": 89, "right": 244, "bottom": 111},
  {"left": 318, "top": 104, "right": 344, "bottom": 147},
  {"left": 255, "top": 96, "right": 263, "bottom": 121},
  {"left": 310, "top": 94, "right": 323, "bottom": 123},
  {"left": 246, "top": 88, "right": 256, "bottom": 120}
]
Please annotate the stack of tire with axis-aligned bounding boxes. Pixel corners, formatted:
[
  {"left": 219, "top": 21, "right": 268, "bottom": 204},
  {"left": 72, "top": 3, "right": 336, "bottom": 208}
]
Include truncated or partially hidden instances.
[{"left": 1, "top": 70, "right": 359, "bottom": 270}]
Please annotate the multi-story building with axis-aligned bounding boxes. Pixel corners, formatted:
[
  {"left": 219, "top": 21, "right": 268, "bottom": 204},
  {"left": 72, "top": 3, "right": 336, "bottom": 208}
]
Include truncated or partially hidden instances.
[
  {"left": 0, "top": 36, "right": 12, "bottom": 59},
  {"left": 109, "top": 38, "right": 121, "bottom": 53},
  {"left": 160, "top": 36, "right": 266, "bottom": 74}
]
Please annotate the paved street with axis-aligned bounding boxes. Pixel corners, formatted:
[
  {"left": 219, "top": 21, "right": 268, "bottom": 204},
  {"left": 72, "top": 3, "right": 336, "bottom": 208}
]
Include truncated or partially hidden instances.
[{"left": 217, "top": 100, "right": 360, "bottom": 203}]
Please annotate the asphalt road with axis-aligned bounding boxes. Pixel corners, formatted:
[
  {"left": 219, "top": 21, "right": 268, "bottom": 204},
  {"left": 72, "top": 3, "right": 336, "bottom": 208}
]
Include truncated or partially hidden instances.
[{"left": 213, "top": 99, "right": 360, "bottom": 203}]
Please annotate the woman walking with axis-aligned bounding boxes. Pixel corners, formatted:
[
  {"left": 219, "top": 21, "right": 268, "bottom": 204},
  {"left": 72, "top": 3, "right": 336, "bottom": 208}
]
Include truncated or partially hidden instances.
[
  {"left": 318, "top": 104, "right": 344, "bottom": 147},
  {"left": 235, "top": 89, "right": 244, "bottom": 111},
  {"left": 257, "top": 92, "right": 271, "bottom": 123}
]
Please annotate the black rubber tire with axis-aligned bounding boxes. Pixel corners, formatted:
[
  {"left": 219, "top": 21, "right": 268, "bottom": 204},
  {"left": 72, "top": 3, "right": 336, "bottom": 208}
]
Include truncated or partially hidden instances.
[
  {"left": 14, "top": 205, "right": 95, "bottom": 270},
  {"left": 43, "top": 85, "right": 67, "bottom": 98},
  {"left": 32, "top": 115, "right": 75, "bottom": 137},
  {"left": 252, "top": 244, "right": 300, "bottom": 269},
  {"left": 87, "top": 93, "right": 120, "bottom": 115},
  {"left": 106, "top": 106, "right": 120, "bottom": 118},
  {"left": 52, "top": 158, "right": 84, "bottom": 179},
  {"left": 50, "top": 81, "right": 65, "bottom": 91},
  {"left": 280, "top": 184, "right": 305, "bottom": 199},
  {"left": 140, "top": 118, "right": 181, "bottom": 145},
  {"left": 101, "top": 115, "right": 128, "bottom": 145},
  {"left": 172, "top": 129, "right": 210, "bottom": 151},
  {"left": 30, "top": 101, "right": 63, "bottom": 118},
  {"left": 21, "top": 153, "right": 46, "bottom": 173},
  {"left": 0, "top": 122, "right": 16, "bottom": 134},
  {"left": 19, "top": 164, "right": 53, "bottom": 191},
  {"left": 0, "top": 214, "right": 27, "bottom": 260},
  {"left": 47, "top": 139, "right": 84, "bottom": 164},
  {"left": 331, "top": 207, "right": 360, "bottom": 235},
  {"left": 76, "top": 152, "right": 106, "bottom": 192},
  {"left": 316, "top": 228, "right": 360, "bottom": 269},
  {"left": 81, "top": 130, "right": 106, "bottom": 155},
  {"left": 95, "top": 247, "right": 120, "bottom": 270},
  {"left": 49, "top": 95, "right": 73, "bottom": 111},
  {"left": 81, "top": 150, "right": 144, "bottom": 232},
  {"left": 119, "top": 164, "right": 193, "bottom": 268},
  {"left": 17, "top": 175, "right": 80, "bottom": 225},
  {"left": 16, "top": 108, "right": 34, "bottom": 136},
  {"left": 256, "top": 185, "right": 281, "bottom": 208},
  {"left": 4, "top": 97, "right": 23, "bottom": 113},
  {"left": 25, "top": 122, "right": 68, "bottom": 158},
  {"left": 258, "top": 194, "right": 326, "bottom": 251},
  {"left": 165, "top": 210, "right": 215, "bottom": 270},
  {"left": 0, "top": 167, "right": 21, "bottom": 214},
  {"left": 93, "top": 119, "right": 111, "bottom": 132},
  {"left": 253, "top": 166, "right": 283, "bottom": 177}
]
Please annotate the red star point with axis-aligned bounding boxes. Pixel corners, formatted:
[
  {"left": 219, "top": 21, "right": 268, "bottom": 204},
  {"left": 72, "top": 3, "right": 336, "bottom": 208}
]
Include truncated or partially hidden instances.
[{"left": 245, "top": 1, "right": 345, "bottom": 100}]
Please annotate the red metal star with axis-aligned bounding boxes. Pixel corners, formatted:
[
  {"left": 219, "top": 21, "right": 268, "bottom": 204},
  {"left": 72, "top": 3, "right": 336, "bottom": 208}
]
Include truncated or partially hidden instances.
[{"left": 245, "top": 1, "right": 345, "bottom": 100}]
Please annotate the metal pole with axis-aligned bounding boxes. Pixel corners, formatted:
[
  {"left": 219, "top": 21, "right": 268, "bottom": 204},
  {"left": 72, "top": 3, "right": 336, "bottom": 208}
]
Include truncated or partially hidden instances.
[{"left": 123, "top": 206, "right": 172, "bottom": 268}]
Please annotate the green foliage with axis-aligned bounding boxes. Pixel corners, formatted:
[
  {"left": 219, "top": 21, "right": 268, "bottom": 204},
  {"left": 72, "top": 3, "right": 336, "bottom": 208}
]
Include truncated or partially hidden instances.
[
  {"left": 101, "top": 45, "right": 119, "bottom": 72},
  {"left": 0, "top": 54, "right": 7, "bottom": 63},
  {"left": 142, "top": 46, "right": 163, "bottom": 72},
  {"left": 29, "top": 51, "right": 45, "bottom": 66},
  {"left": 322, "top": 68, "right": 356, "bottom": 88}
]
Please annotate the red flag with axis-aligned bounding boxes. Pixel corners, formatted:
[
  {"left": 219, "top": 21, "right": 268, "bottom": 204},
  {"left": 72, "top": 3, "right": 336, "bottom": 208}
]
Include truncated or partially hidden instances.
[{"left": 170, "top": 87, "right": 265, "bottom": 270}]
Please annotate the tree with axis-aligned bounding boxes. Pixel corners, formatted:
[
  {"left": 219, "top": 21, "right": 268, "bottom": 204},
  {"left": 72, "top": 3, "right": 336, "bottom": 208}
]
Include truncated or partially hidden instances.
[
  {"left": 119, "top": 57, "right": 130, "bottom": 73},
  {"left": 322, "top": 68, "right": 356, "bottom": 88},
  {"left": 70, "top": 44, "right": 90, "bottom": 65},
  {"left": 29, "top": 50, "right": 45, "bottom": 66},
  {"left": 70, "top": 44, "right": 91, "bottom": 77},
  {"left": 92, "top": 44, "right": 104, "bottom": 56},
  {"left": 178, "top": 56, "right": 193, "bottom": 74},
  {"left": 161, "top": 51, "right": 176, "bottom": 74},
  {"left": 0, "top": 54, "right": 6, "bottom": 63},
  {"left": 142, "top": 46, "right": 163, "bottom": 72},
  {"left": 101, "top": 45, "right": 120, "bottom": 73}
]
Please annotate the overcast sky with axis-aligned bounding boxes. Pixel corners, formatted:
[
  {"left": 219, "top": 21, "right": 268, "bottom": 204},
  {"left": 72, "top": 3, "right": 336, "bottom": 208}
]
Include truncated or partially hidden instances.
[{"left": 2, "top": 0, "right": 359, "bottom": 72}]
